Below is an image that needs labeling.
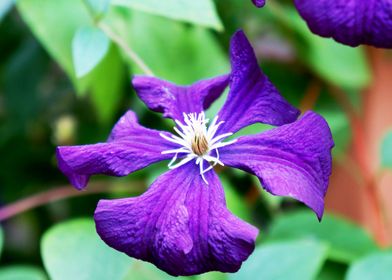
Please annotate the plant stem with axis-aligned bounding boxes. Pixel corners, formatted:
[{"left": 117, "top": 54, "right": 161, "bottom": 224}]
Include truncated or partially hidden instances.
[
  {"left": 366, "top": 177, "right": 389, "bottom": 246},
  {"left": 299, "top": 79, "right": 321, "bottom": 112},
  {"left": 329, "top": 85, "right": 372, "bottom": 180},
  {"left": 330, "top": 84, "right": 389, "bottom": 245},
  {"left": 0, "top": 181, "right": 145, "bottom": 221},
  {"left": 98, "top": 22, "right": 155, "bottom": 76}
]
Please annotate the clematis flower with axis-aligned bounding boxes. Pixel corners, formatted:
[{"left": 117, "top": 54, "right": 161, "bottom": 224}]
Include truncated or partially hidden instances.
[
  {"left": 252, "top": 0, "right": 392, "bottom": 48},
  {"left": 56, "top": 30, "right": 334, "bottom": 276}
]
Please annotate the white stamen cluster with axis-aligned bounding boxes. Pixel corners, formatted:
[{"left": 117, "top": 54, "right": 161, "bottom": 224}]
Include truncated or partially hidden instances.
[{"left": 160, "top": 112, "right": 236, "bottom": 184}]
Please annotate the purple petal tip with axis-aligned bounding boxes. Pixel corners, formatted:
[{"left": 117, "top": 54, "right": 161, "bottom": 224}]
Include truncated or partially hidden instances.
[
  {"left": 56, "top": 147, "right": 89, "bottom": 190},
  {"left": 252, "top": 0, "right": 266, "bottom": 8},
  {"left": 294, "top": 0, "right": 392, "bottom": 48}
]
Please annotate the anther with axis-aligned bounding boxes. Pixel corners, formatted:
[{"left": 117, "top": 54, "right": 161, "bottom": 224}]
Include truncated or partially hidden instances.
[{"left": 192, "top": 134, "right": 209, "bottom": 156}]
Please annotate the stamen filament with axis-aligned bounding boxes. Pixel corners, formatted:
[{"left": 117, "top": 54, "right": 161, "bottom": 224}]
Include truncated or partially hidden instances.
[
  {"left": 161, "top": 147, "right": 191, "bottom": 155},
  {"left": 209, "top": 132, "right": 233, "bottom": 146},
  {"left": 168, "top": 155, "right": 196, "bottom": 169},
  {"left": 210, "top": 139, "right": 237, "bottom": 150},
  {"left": 199, "top": 160, "right": 208, "bottom": 184}
]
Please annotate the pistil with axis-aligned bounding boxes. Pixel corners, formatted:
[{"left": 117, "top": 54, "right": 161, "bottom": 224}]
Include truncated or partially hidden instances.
[{"left": 192, "top": 134, "right": 209, "bottom": 156}]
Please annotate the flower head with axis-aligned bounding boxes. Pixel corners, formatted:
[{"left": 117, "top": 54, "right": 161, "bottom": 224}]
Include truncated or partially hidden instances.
[
  {"left": 56, "top": 30, "right": 334, "bottom": 276},
  {"left": 160, "top": 111, "right": 236, "bottom": 184},
  {"left": 253, "top": 0, "right": 392, "bottom": 48}
]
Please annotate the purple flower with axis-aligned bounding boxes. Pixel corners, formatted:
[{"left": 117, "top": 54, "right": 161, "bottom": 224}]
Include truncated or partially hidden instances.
[
  {"left": 252, "top": 0, "right": 392, "bottom": 48},
  {"left": 56, "top": 30, "right": 334, "bottom": 276}
]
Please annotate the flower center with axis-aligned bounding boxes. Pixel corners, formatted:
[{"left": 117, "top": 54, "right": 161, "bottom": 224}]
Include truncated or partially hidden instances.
[
  {"left": 160, "top": 112, "right": 237, "bottom": 184},
  {"left": 192, "top": 134, "right": 209, "bottom": 156}
]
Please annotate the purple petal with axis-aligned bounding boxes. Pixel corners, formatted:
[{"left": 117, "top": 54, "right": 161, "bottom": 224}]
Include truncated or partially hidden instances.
[
  {"left": 217, "top": 30, "right": 300, "bottom": 135},
  {"left": 94, "top": 163, "right": 258, "bottom": 276},
  {"left": 57, "top": 111, "right": 177, "bottom": 190},
  {"left": 252, "top": 0, "right": 266, "bottom": 8},
  {"left": 295, "top": 0, "right": 392, "bottom": 48},
  {"left": 219, "top": 111, "right": 334, "bottom": 219},
  {"left": 132, "top": 75, "right": 229, "bottom": 121}
]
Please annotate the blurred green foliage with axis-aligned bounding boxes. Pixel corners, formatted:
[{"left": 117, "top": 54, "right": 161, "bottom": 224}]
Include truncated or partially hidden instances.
[
  {"left": 266, "top": 211, "right": 378, "bottom": 263},
  {"left": 86, "top": 0, "right": 111, "bottom": 18},
  {"left": 0, "top": 265, "right": 47, "bottom": 280},
  {"left": 230, "top": 240, "right": 328, "bottom": 280},
  {"left": 346, "top": 251, "right": 392, "bottom": 280},
  {"left": 111, "top": 0, "right": 223, "bottom": 31},
  {"left": 72, "top": 26, "right": 110, "bottom": 78},
  {"left": 41, "top": 219, "right": 130, "bottom": 280},
  {"left": 112, "top": 10, "right": 229, "bottom": 82},
  {"left": 0, "top": 0, "right": 389, "bottom": 279}
]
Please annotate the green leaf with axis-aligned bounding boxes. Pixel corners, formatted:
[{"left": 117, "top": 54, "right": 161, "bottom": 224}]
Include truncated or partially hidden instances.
[
  {"left": 346, "top": 251, "right": 392, "bottom": 280},
  {"left": 123, "top": 255, "right": 227, "bottom": 280},
  {"left": 0, "top": 265, "right": 47, "bottom": 280},
  {"left": 17, "top": 0, "right": 90, "bottom": 85},
  {"left": 41, "top": 219, "right": 131, "bottom": 280},
  {"left": 197, "top": 272, "right": 227, "bottom": 280},
  {"left": 72, "top": 26, "right": 110, "bottom": 77},
  {"left": 111, "top": 0, "right": 223, "bottom": 31},
  {"left": 0, "top": 0, "right": 14, "bottom": 22},
  {"left": 106, "top": 8, "right": 229, "bottom": 84},
  {"left": 17, "top": 0, "right": 125, "bottom": 123},
  {"left": 86, "top": 0, "right": 111, "bottom": 17},
  {"left": 123, "top": 259, "right": 188, "bottom": 280},
  {"left": 230, "top": 240, "right": 328, "bottom": 280},
  {"left": 87, "top": 45, "right": 125, "bottom": 123},
  {"left": 266, "top": 211, "right": 378, "bottom": 263},
  {"left": 381, "top": 130, "right": 392, "bottom": 168},
  {"left": 303, "top": 36, "right": 370, "bottom": 90}
]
